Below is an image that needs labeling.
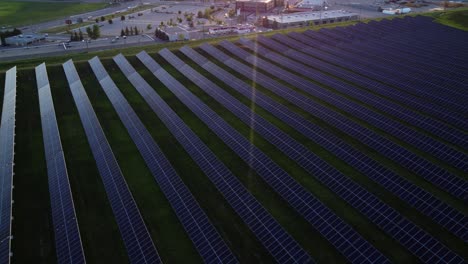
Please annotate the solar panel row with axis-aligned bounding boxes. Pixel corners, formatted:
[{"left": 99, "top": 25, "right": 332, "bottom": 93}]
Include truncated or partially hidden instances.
[
  {"left": 35, "top": 63, "right": 86, "bottom": 264},
  {"left": 237, "top": 38, "right": 467, "bottom": 150},
  {"left": 331, "top": 34, "right": 467, "bottom": 88},
  {"left": 200, "top": 43, "right": 467, "bottom": 201},
  {"left": 0, "top": 67, "right": 16, "bottom": 264},
  {"left": 159, "top": 48, "right": 468, "bottom": 262},
  {"left": 148, "top": 49, "right": 388, "bottom": 264},
  {"left": 220, "top": 40, "right": 466, "bottom": 171},
  {"left": 260, "top": 35, "right": 466, "bottom": 130},
  {"left": 299, "top": 30, "right": 467, "bottom": 102},
  {"left": 113, "top": 53, "right": 312, "bottom": 264},
  {"left": 343, "top": 20, "right": 468, "bottom": 76},
  {"left": 62, "top": 59, "right": 161, "bottom": 264},
  {"left": 277, "top": 33, "right": 467, "bottom": 125},
  {"left": 88, "top": 56, "right": 237, "bottom": 264},
  {"left": 179, "top": 45, "right": 467, "bottom": 242}
]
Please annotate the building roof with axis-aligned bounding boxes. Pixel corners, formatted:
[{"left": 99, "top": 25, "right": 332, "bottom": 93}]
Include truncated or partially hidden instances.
[
  {"left": 5, "top": 34, "right": 45, "bottom": 45},
  {"left": 267, "top": 10, "right": 358, "bottom": 23},
  {"left": 236, "top": 0, "right": 273, "bottom": 3}
]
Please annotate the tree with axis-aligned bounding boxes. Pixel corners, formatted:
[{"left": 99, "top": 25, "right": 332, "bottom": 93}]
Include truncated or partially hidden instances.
[
  {"left": 95, "top": 18, "right": 99, "bottom": 23},
  {"left": 169, "top": 18, "right": 173, "bottom": 26},
  {"left": 130, "top": 27, "right": 134, "bottom": 35},
  {"left": 92, "top": 24, "right": 100, "bottom": 39},
  {"left": 197, "top": 10, "right": 203, "bottom": 18},
  {"left": 74, "top": 31, "right": 79, "bottom": 41},
  {"left": 121, "top": 15, "right": 125, "bottom": 21},
  {"left": 147, "top": 24, "right": 152, "bottom": 30},
  {"left": 79, "top": 29, "right": 84, "bottom": 41},
  {"left": 70, "top": 33, "right": 74, "bottom": 42},
  {"left": 121, "top": 29, "right": 125, "bottom": 37},
  {"left": 160, "top": 21, "right": 164, "bottom": 28},
  {"left": 134, "top": 26, "right": 138, "bottom": 35},
  {"left": 86, "top": 27, "right": 92, "bottom": 38},
  {"left": 125, "top": 26, "right": 129, "bottom": 36},
  {"left": 108, "top": 19, "right": 113, "bottom": 24},
  {"left": 100, "top": 16, "right": 106, "bottom": 22},
  {"left": 178, "top": 10, "right": 181, "bottom": 15}
]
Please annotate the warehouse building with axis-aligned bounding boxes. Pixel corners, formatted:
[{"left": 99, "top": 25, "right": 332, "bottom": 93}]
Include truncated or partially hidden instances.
[
  {"left": 4, "top": 34, "right": 45, "bottom": 46},
  {"left": 266, "top": 10, "right": 358, "bottom": 28},
  {"left": 236, "top": 0, "right": 276, "bottom": 13}
]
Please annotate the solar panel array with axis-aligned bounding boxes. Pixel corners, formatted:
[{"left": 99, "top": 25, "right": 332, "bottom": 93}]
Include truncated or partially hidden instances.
[
  {"left": 256, "top": 34, "right": 466, "bottom": 129},
  {"left": 233, "top": 39, "right": 468, "bottom": 240},
  {"left": 142, "top": 49, "right": 389, "bottom": 264},
  {"left": 4, "top": 15, "right": 468, "bottom": 263},
  {"left": 180, "top": 45, "right": 465, "bottom": 262},
  {"left": 0, "top": 67, "right": 16, "bottom": 264},
  {"left": 237, "top": 37, "right": 467, "bottom": 149},
  {"left": 113, "top": 53, "right": 312, "bottom": 264},
  {"left": 88, "top": 56, "right": 236, "bottom": 263},
  {"left": 202, "top": 42, "right": 466, "bottom": 201},
  {"left": 35, "top": 63, "right": 86, "bottom": 264},
  {"left": 179, "top": 45, "right": 467, "bottom": 242},
  {"left": 62, "top": 59, "right": 161, "bottom": 264},
  {"left": 219, "top": 40, "right": 466, "bottom": 171}
]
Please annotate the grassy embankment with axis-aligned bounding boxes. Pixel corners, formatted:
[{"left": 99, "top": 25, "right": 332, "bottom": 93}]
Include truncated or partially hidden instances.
[{"left": 0, "top": 1, "right": 107, "bottom": 28}]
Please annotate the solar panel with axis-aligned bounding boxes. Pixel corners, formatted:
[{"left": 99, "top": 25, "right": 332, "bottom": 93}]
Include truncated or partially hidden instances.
[
  {"left": 88, "top": 56, "right": 237, "bottom": 263},
  {"left": 35, "top": 63, "right": 86, "bottom": 264},
  {"left": 297, "top": 31, "right": 467, "bottom": 111},
  {"left": 273, "top": 35, "right": 468, "bottom": 129},
  {"left": 201, "top": 43, "right": 466, "bottom": 200},
  {"left": 143, "top": 49, "right": 389, "bottom": 264},
  {"left": 260, "top": 34, "right": 466, "bottom": 129},
  {"left": 0, "top": 66, "right": 16, "bottom": 264},
  {"left": 158, "top": 48, "right": 466, "bottom": 263},
  {"left": 113, "top": 53, "right": 313, "bottom": 264},
  {"left": 180, "top": 45, "right": 468, "bottom": 242},
  {"left": 62, "top": 59, "right": 161, "bottom": 264},
  {"left": 220, "top": 40, "right": 466, "bottom": 171},
  {"left": 237, "top": 38, "right": 467, "bottom": 149}
]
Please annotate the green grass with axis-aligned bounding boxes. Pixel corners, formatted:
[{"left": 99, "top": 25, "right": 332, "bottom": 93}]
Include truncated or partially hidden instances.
[
  {"left": 431, "top": 7, "right": 468, "bottom": 30},
  {"left": 42, "top": 21, "right": 94, "bottom": 34},
  {"left": 0, "top": 1, "right": 107, "bottom": 28}
]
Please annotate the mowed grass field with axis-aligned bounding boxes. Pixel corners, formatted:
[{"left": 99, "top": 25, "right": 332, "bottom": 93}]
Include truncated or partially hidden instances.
[
  {"left": 0, "top": 1, "right": 107, "bottom": 27},
  {"left": 0, "top": 14, "right": 467, "bottom": 263}
]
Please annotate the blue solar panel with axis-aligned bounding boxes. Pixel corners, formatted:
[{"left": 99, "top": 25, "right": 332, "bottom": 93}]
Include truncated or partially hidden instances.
[
  {"left": 237, "top": 38, "right": 467, "bottom": 150},
  {"left": 219, "top": 40, "right": 466, "bottom": 171},
  {"left": 88, "top": 56, "right": 237, "bottom": 263},
  {"left": 297, "top": 31, "right": 468, "bottom": 112},
  {"left": 143, "top": 49, "right": 389, "bottom": 264},
  {"left": 215, "top": 38, "right": 466, "bottom": 200},
  {"left": 185, "top": 46, "right": 466, "bottom": 262},
  {"left": 0, "top": 66, "right": 16, "bottom": 264},
  {"left": 180, "top": 45, "right": 468, "bottom": 242},
  {"left": 276, "top": 33, "right": 468, "bottom": 127},
  {"left": 62, "top": 59, "right": 161, "bottom": 264},
  {"left": 35, "top": 63, "right": 86, "bottom": 264},
  {"left": 113, "top": 53, "right": 313, "bottom": 264},
  {"left": 259, "top": 34, "right": 467, "bottom": 130}
]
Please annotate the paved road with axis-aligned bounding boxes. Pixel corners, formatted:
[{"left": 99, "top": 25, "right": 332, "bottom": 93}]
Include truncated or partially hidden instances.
[{"left": 0, "top": 34, "right": 156, "bottom": 62}]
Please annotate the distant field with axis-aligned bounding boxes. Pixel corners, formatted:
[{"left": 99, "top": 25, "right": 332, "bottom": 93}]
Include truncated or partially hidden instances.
[
  {"left": 0, "top": 1, "right": 107, "bottom": 27},
  {"left": 434, "top": 7, "right": 468, "bottom": 30}
]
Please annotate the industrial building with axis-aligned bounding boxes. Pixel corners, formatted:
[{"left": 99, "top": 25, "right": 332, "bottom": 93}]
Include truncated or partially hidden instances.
[
  {"left": 265, "top": 10, "right": 358, "bottom": 28},
  {"left": 161, "top": 26, "right": 189, "bottom": 41},
  {"left": 4, "top": 34, "right": 45, "bottom": 46},
  {"left": 236, "top": 0, "right": 276, "bottom": 13}
]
